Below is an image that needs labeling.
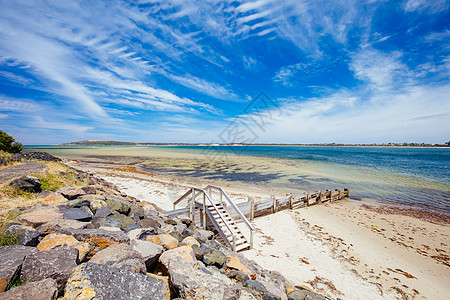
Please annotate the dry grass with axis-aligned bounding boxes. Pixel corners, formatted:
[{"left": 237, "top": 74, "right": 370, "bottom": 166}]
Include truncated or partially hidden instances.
[
  {"left": 0, "top": 211, "right": 21, "bottom": 246},
  {"left": 0, "top": 161, "right": 88, "bottom": 222}
]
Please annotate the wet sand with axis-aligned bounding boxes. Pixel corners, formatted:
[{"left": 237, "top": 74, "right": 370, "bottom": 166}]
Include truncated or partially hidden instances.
[{"left": 67, "top": 160, "right": 450, "bottom": 299}]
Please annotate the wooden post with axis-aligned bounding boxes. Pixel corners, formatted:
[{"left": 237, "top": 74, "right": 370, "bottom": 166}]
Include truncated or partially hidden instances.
[
  {"left": 318, "top": 192, "right": 322, "bottom": 204},
  {"left": 289, "top": 194, "right": 293, "bottom": 209},
  {"left": 272, "top": 195, "right": 276, "bottom": 213},
  {"left": 306, "top": 193, "right": 310, "bottom": 207},
  {"left": 344, "top": 188, "right": 349, "bottom": 198},
  {"left": 189, "top": 188, "right": 195, "bottom": 221},
  {"left": 336, "top": 189, "right": 340, "bottom": 201},
  {"left": 203, "top": 193, "right": 206, "bottom": 230},
  {"left": 250, "top": 197, "right": 255, "bottom": 221}
]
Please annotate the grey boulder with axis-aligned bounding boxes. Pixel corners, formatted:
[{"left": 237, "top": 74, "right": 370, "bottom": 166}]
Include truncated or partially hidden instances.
[
  {"left": 21, "top": 246, "right": 78, "bottom": 292},
  {"left": 130, "top": 239, "right": 163, "bottom": 271},
  {"left": 4, "top": 224, "right": 40, "bottom": 246},
  {"left": 64, "top": 263, "right": 169, "bottom": 300},
  {"left": 8, "top": 176, "right": 41, "bottom": 193},
  {"left": 89, "top": 244, "right": 146, "bottom": 273},
  {"left": 0, "top": 245, "right": 37, "bottom": 292},
  {"left": 61, "top": 206, "right": 93, "bottom": 222},
  {"left": 56, "top": 187, "right": 86, "bottom": 200},
  {"left": 0, "top": 278, "right": 57, "bottom": 300}
]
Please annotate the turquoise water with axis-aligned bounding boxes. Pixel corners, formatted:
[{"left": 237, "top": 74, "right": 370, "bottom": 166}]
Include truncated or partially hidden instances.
[{"left": 26, "top": 145, "right": 450, "bottom": 214}]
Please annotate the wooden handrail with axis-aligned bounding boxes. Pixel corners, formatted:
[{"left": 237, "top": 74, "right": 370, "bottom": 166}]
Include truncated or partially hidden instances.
[{"left": 214, "top": 186, "right": 255, "bottom": 231}]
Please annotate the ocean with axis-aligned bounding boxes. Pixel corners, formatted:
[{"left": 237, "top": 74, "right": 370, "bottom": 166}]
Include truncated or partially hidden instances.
[{"left": 26, "top": 145, "right": 450, "bottom": 214}]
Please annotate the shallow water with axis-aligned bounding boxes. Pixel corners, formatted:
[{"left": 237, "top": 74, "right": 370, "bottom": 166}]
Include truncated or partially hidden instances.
[{"left": 26, "top": 145, "right": 450, "bottom": 214}]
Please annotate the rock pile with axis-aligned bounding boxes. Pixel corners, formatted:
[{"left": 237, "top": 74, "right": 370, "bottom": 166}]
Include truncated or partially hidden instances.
[
  {"left": 22, "top": 152, "right": 62, "bottom": 162},
  {"left": 1, "top": 171, "right": 325, "bottom": 299}
]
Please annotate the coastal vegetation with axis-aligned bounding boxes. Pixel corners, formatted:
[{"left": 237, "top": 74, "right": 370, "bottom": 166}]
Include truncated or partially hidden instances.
[{"left": 0, "top": 130, "right": 23, "bottom": 154}]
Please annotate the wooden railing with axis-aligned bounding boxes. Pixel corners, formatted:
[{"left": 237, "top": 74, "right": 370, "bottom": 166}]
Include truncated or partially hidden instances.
[
  {"left": 0, "top": 154, "right": 22, "bottom": 166},
  {"left": 234, "top": 188, "right": 349, "bottom": 221}
]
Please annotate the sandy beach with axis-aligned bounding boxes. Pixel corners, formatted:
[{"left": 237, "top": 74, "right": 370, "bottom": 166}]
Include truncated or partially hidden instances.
[{"left": 67, "top": 160, "right": 450, "bottom": 300}]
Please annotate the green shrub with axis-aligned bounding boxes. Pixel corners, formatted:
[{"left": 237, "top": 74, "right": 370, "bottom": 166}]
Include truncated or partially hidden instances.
[{"left": 36, "top": 173, "right": 65, "bottom": 192}]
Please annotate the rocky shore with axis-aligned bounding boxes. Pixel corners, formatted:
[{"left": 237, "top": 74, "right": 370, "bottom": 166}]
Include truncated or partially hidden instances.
[{"left": 0, "top": 163, "right": 324, "bottom": 299}]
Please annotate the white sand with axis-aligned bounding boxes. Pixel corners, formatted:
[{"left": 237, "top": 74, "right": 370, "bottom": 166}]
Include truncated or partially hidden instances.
[{"left": 244, "top": 202, "right": 450, "bottom": 299}]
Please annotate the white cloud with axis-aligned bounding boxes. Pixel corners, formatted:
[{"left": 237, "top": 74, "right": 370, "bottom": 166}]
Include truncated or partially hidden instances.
[
  {"left": 0, "top": 97, "right": 41, "bottom": 112},
  {"left": 167, "top": 73, "right": 239, "bottom": 101},
  {"left": 0, "top": 71, "right": 32, "bottom": 86},
  {"left": 404, "top": 0, "right": 448, "bottom": 13},
  {"left": 349, "top": 49, "right": 409, "bottom": 90},
  {"left": 31, "top": 117, "right": 93, "bottom": 134}
]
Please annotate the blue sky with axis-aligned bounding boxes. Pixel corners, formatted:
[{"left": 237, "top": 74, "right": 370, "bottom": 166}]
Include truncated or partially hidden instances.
[{"left": 0, "top": 0, "right": 449, "bottom": 145}]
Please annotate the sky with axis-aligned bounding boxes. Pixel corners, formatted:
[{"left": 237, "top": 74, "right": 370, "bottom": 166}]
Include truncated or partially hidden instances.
[{"left": 0, "top": 0, "right": 449, "bottom": 145}]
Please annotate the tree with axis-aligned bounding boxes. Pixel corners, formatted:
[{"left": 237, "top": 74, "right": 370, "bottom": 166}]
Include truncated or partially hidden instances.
[
  {"left": 10, "top": 142, "right": 23, "bottom": 153},
  {"left": 0, "top": 130, "right": 22, "bottom": 153}
]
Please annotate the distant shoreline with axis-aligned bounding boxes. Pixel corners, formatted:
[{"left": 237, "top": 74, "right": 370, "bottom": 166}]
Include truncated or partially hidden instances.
[{"left": 48, "top": 140, "right": 450, "bottom": 148}]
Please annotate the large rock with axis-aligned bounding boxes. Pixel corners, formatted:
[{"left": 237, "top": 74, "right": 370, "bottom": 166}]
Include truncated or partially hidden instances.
[
  {"left": 193, "top": 229, "right": 214, "bottom": 242},
  {"left": 37, "top": 219, "right": 88, "bottom": 235},
  {"left": 203, "top": 249, "right": 227, "bottom": 269},
  {"left": 287, "top": 289, "right": 326, "bottom": 300},
  {"left": 253, "top": 275, "right": 287, "bottom": 300},
  {"left": 159, "top": 246, "right": 197, "bottom": 268},
  {"left": 226, "top": 252, "right": 257, "bottom": 278},
  {"left": 0, "top": 278, "right": 58, "bottom": 300},
  {"left": 130, "top": 239, "right": 163, "bottom": 271},
  {"left": 41, "top": 193, "right": 67, "bottom": 204},
  {"left": 0, "top": 246, "right": 37, "bottom": 292},
  {"left": 21, "top": 246, "right": 78, "bottom": 292},
  {"left": 59, "top": 228, "right": 129, "bottom": 259},
  {"left": 4, "top": 224, "right": 40, "bottom": 246},
  {"left": 66, "top": 198, "right": 91, "bottom": 209},
  {"left": 94, "top": 206, "right": 111, "bottom": 218},
  {"left": 138, "top": 218, "right": 159, "bottom": 229},
  {"left": 81, "top": 185, "right": 101, "bottom": 195},
  {"left": 105, "top": 195, "right": 131, "bottom": 214},
  {"left": 127, "top": 228, "right": 156, "bottom": 241},
  {"left": 63, "top": 263, "right": 169, "bottom": 300},
  {"left": 164, "top": 255, "right": 236, "bottom": 299},
  {"left": 16, "top": 207, "right": 63, "bottom": 228},
  {"left": 92, "top": 216, "right": 122, "bottom": 229},
  {"left": 182, "top": 237, "right": 200, "bottom": 247},
  {"left": 89, "top": 244, "right": 146, "bottom": 273},
  {"left": 126, "top": 223, "right": 142, "bottom": 232},
  {"left": 56, "top": 187, "right": 86, "bottom": 200},
  {"left": 112, "top": 213, "right": 136, "bottom": 230},
  {"left": 37, "top": 233, "right": 90, "bottom": 263},
  {"left": 8, "top": 176, "right": 41, "bottom": 193},
  {"left": 61, "top": 207, "right": 93, "bottom": 222},
  {"left": 145, "top": 234, "right": 178, "bottom": 250},
  {"left": 245, "top": 279, "right": 286, "bottom": 300}
]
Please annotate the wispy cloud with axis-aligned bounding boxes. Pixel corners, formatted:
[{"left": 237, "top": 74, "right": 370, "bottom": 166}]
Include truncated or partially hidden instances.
[{"left": 403, "top": 0, "right": 449, "bottom": 13}]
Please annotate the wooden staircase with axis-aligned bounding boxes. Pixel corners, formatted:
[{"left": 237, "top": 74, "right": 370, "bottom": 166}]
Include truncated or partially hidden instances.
[
  {"left": 172, "top": 185, "right": 254, "bottom": 252},
  {"left": 206, "top": 203, "right": 251, "bottom": 252}
]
